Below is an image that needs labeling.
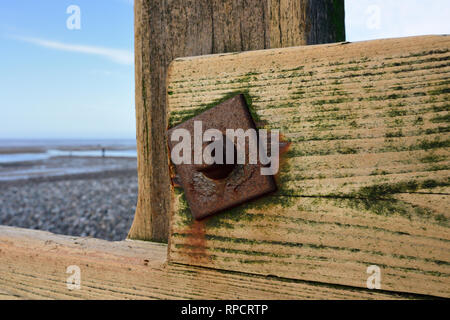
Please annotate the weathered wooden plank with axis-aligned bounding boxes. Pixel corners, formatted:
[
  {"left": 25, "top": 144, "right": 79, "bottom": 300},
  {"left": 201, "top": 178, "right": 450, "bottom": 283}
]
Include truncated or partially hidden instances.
[
  {"left": 0, "top": 226, "right": 409, "bottom": 300},
  {"left": 167, "top": 36, "right": 450, "bottom": 297},
  {"left": 131, "top": 0, "right": 346, "bottom": 242}
]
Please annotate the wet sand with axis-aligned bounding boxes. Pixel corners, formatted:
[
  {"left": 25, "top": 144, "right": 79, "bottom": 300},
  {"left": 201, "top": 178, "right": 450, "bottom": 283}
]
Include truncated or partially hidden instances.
[
  {"left": 0, "top": 147, "right": 46, "bottom": 154},
  {"left": 0, "top": 156, "right": 137, "bottom": 182}
]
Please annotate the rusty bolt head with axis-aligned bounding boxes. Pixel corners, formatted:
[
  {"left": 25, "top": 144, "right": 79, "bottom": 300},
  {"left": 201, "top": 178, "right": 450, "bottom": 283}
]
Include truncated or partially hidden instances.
[
  {"left": 167, "top": 94, "right": 277, "bottom": 220},
  {"left": 193, "top": 135, "right": 237, "bottom": 180}
]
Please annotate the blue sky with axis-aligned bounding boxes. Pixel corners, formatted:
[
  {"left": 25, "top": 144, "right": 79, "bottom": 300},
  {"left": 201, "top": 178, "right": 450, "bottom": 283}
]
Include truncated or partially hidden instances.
[
  {"left": 0, "top": 0, "right": 449, "bottom": 139},
  {"left": 0, "top": 0, "right": 134, "bottom": 139}
]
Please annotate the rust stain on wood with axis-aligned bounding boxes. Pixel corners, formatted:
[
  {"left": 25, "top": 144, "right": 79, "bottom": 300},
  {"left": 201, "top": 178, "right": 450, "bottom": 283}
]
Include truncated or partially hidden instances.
[{"left": 185, "top": 220, "right": 208, "bottom": 265}]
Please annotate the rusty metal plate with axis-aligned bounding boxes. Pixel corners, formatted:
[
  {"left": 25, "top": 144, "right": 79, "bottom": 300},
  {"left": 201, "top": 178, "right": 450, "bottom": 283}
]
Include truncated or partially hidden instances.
[{"left": 167, "top": 94, "right": 277, "bottom": 220}]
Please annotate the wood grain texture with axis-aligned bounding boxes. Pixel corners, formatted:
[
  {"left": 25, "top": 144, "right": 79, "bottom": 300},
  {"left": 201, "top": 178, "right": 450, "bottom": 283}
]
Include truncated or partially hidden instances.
[
  {"left": 131, "top": 0, "right": 345, "bottom": 242},
  {"left": 167, "top": 36, "right": 450, "bottom": 298},
  {"left": 0, "top": 226, "right": 411, "bottom": 300}
]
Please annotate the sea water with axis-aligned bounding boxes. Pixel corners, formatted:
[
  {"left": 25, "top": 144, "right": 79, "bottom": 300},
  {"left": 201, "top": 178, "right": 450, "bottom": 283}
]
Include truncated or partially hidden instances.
[{"left": 0, "top": 139, "right": 137, "bottom": 164}]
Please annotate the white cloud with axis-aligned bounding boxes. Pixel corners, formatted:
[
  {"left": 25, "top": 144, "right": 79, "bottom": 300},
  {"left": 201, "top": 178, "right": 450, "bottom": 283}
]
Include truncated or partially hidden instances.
[{"left": 13, "top": 36, "right": 133, "bottom": 65}]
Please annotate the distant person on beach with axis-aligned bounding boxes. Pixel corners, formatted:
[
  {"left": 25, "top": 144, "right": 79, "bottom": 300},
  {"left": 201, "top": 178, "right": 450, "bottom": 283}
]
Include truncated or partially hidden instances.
[{"left": 102, "top": 148, "right": 106, "bottom": 158}]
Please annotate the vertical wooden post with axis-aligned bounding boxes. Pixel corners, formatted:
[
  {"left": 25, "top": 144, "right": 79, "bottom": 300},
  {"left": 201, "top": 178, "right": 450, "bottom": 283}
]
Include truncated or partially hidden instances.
[{"left": 129, "top": 0, "right": 345, "bottom": 242}]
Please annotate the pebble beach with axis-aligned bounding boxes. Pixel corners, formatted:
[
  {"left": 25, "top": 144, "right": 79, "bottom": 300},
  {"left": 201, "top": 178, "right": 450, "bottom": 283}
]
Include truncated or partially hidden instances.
[{"left": 0, "top": 140, "right": 138, "bottom": 241}]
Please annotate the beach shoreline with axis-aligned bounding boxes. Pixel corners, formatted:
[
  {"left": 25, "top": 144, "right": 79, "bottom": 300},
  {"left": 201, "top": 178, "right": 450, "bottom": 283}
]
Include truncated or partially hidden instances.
[
  {"left": 0, "top": 147, "right": 47, "bottom": 154},
  {"left": 0, "top": 154, "right": 138, "bottom": 241}
]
